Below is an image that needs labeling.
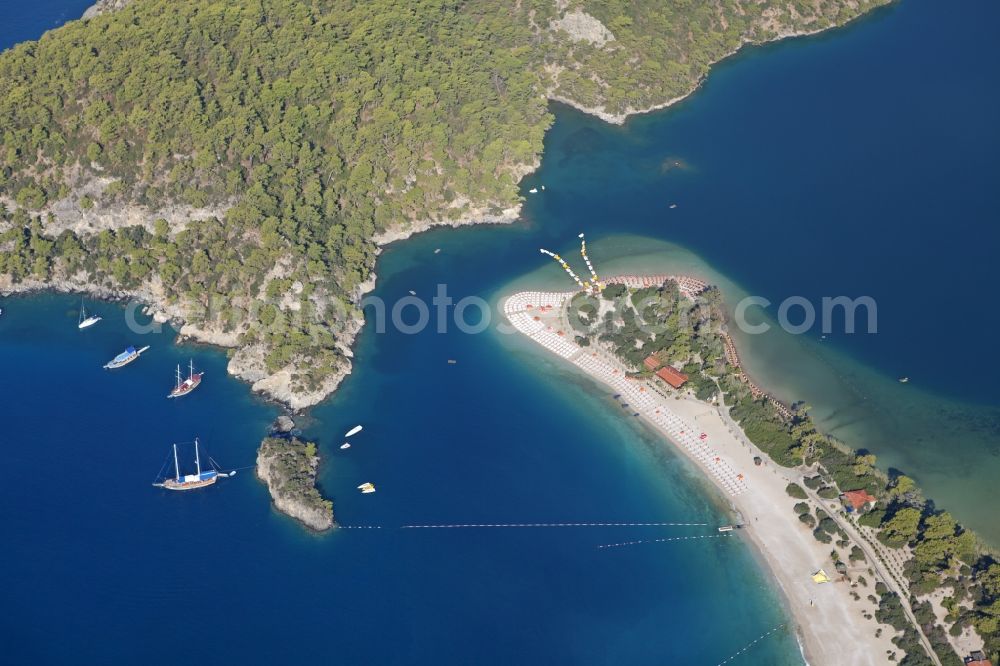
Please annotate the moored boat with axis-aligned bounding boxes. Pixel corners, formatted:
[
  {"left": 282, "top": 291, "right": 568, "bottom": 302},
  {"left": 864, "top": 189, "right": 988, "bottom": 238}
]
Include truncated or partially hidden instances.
[
  {"left": 168, "top": 359, "right": 204, "bottom": 398},
  {"left": 340, "top": 442, "right": 351, "bottom": 449},
  {"left": 345, "top": 425, "right": 363, "bottom": 437},
  {"left": 103, "top": 345, "right": 150, "bottom": 369},
  {"left": 78, "top": 299, "right": 102, "bottom": 329},
  {"left": 153, "top": 438, "right": 234, "bottom": 491},
  {"left": 357, "top": 482, "right": 376, "bottom": 494}
]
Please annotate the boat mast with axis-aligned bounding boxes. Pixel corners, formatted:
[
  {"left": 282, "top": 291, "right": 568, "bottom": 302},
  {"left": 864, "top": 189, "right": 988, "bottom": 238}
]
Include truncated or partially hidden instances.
[
  {"left": 176, "top": 364, "right": 182, "bottom": 390},
  {"left": 189, "top": 358, "right": 195, "bottom": 381},
  {"left": 173, "top": 443, "right": 181, "bottom": 482},
  {"left": 195, "top": 438, "right": 201, "bottom": 475}
]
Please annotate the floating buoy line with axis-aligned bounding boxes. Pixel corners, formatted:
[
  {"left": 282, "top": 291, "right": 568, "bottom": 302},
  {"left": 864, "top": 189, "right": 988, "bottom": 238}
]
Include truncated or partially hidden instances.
[
  {"left": 578, "top": 232, "right": 601, "bottom": 288},
  {"left": 597, "top": 533, "right": 731, "bottom": 549},
  {"left": 330, "top": 521, "right": 712, "bottom": 530},
  {"left": 400, "top": 521, "right": 708, "bottom": 529},
  {"left": 330, "top": 523, "right": 738, "bottom": 553},
  {"left": 539, "top": 231, "right": 606, "bottom": 295},
  {"left": 714, "top": 623, "right": 786, "bottom": 666}
]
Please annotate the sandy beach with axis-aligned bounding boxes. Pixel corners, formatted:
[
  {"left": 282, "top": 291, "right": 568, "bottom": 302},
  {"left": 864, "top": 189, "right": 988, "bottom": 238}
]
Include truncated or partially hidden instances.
[{"left": 503, "top": 288, "right": 902, "bottom": 665}]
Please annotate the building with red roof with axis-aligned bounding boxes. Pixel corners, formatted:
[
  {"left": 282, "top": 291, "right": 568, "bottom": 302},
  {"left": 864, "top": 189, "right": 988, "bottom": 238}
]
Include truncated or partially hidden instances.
[
  {"left": 656, "top": 365, "right": 688, "bottom": 389},
  {"left": 840, "top": 489, "right": 877, "bottom": 513},
  {"left": 643, "top": 355, "right": 661, "bottom": 372}
]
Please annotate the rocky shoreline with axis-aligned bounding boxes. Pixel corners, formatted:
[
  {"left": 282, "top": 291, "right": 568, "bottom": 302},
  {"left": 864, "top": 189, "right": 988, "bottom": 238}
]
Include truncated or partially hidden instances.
[
  {"left": 547, "top": 18, "right": 884, "bottom": 125},
  {"left": 372, "top": 203, "right": 522, "bottom": 247},
  {"left": 0, "top": 195, "right": 518, "bottom": 412},
  {"left": 81, "top": 0, "right": 133, "bottom": 20},
  {"left": 0, "top": 270, "right": 360, "bottom": 411},
  {"left": 256, "top": 426, "right": 334, "bottom": 532}
]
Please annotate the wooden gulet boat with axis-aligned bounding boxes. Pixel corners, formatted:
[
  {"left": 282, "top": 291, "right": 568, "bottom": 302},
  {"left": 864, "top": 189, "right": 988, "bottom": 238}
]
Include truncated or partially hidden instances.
[
  {"left": 168, "top": 359, "right": 204, "bottom": 398},
  {"left": 153, "top": 439, "right": 234, "bottom": 491}
]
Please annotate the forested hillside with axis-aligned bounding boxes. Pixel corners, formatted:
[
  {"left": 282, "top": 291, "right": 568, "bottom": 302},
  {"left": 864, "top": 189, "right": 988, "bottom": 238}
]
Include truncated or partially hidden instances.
[
  {"left": 544, "top": 0, "right": 890, "bottom": 117},
  {"left": 0, "top": 0, "right": 887, "bottom": 406}
]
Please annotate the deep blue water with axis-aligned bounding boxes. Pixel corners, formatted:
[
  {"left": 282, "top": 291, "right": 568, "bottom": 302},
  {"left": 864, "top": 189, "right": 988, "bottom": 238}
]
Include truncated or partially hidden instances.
[
  {"left": 2, "top": 0, "right": 999, "bottom": 663},
  {"left": 0, "top": 0, "right": 92, "bottom": 46},
  {"left": 0, "top": 296, "right": 793, "bottom": 666}
]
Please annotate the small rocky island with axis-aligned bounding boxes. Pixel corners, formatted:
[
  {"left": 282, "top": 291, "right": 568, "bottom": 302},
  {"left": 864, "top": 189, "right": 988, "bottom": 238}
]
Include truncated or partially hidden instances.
[{"left": 256, "top": 428, "right": 334, "bottom": 532}]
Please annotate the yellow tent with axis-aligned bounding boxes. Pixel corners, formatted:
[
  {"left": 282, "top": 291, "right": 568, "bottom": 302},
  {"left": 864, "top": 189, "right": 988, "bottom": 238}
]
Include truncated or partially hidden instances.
[{"left": 811, "top": 569, "right": 832, "bottom": 584}]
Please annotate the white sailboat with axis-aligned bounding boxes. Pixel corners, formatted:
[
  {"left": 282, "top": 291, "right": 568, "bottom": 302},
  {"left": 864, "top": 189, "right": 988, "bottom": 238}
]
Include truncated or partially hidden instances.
[
  {"left": 78, "top": 300, "right": 102, "bottom": 329},
  {"left": 345, "top": 425, "right": 363, "bottom": 437},
  {"left": 153, "top": 438, "right": 234, "bottom": 491}
]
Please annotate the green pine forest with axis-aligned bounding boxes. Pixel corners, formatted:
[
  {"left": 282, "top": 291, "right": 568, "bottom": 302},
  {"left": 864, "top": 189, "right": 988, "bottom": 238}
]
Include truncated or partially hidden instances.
[{"left": 0, "top": 0, "right": 885, "bottom": 398}]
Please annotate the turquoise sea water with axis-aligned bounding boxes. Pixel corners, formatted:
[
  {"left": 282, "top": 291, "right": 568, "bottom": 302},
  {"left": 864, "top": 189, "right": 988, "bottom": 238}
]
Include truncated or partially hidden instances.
[{"left": 2, "top": 0, "right": 999, "bottom": 663}]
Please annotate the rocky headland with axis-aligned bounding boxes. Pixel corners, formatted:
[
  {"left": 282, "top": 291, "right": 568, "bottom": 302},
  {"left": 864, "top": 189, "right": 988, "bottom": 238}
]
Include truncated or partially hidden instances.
[{"left": 256, "top": 431, "right": 334, "bottom": 532}]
